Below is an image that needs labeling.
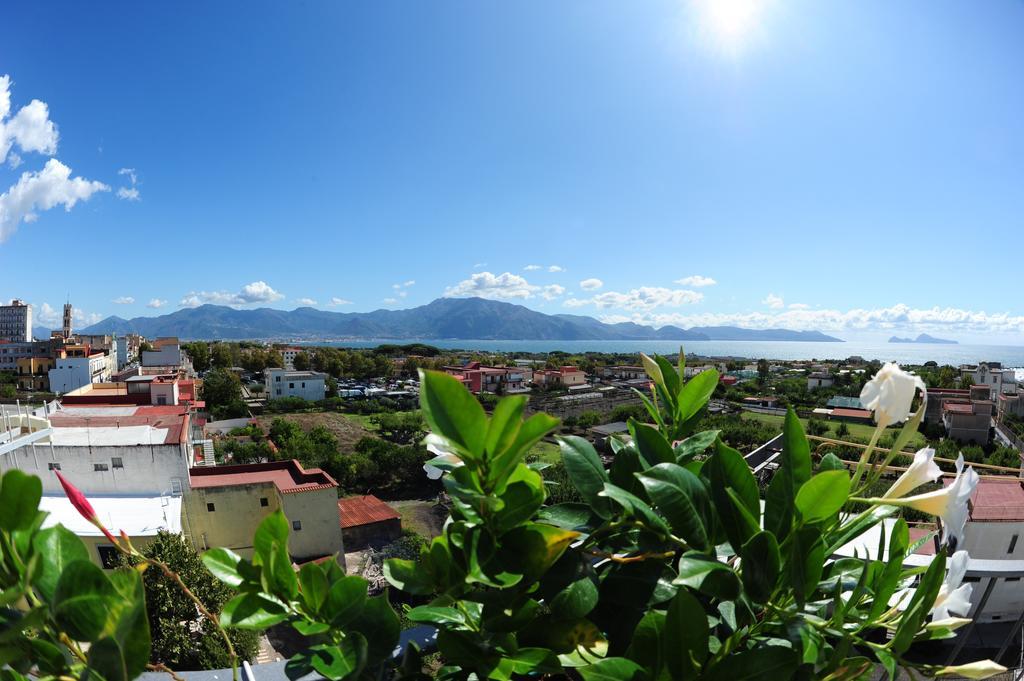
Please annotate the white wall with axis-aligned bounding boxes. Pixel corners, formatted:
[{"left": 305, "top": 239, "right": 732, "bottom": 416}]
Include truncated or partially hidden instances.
[
  {"left": 142, "top": 344, "right": 182, "bottom": 367},
  {"left": 0, "top": 442, "right": 190, "bottom": 496},
  {"left": 48, "top": 356, "right": 109, "bottom": 394},
  {"left": 265, "top": 370, "right": 326, "bottom": 401}
]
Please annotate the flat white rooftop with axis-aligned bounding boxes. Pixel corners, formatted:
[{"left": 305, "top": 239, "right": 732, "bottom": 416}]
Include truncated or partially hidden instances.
[{"left": 40, "top": 494, "right": 182, "bottom": 537}]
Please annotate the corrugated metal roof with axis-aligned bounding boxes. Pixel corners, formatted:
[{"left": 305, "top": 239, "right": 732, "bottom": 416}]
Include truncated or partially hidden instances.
[{"left": 338, "top": 495, "right": 401, "bottom": 528}]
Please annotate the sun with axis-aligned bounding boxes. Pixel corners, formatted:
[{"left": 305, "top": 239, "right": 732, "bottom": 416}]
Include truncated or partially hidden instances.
[{"left": 693, "top": 0, "right": 768, "bottom": 54}]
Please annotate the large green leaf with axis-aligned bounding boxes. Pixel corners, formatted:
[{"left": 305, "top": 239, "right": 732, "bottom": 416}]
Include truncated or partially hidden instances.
[
  {"left": 551, "top": 577, "right": 599, "bottom": 619},
  {"left": 348, "top": 594, "right": 400, "bottom": 662},
  {"left": 654, "top": 355, "right": 681, "bottom": 399},
  {"left": 560, "top": 436, "right": 612, "bottom": 518},
  {"left": 782, "top": 408, "right": 812, "bottom": 487},
  {"left": 419, "top": 370, "right": 487, "bottom": 459},
  {"left": 868, "top": 519, "right": 909, "bottom": 621},
  {"left": 253, "top": 509, "right": 290, "bottom": 564},
  {"left": 625, "top": 610, "right": 665, "bottom": 678},
  {"left": 787, "top": 527, "right": 825, "bottom": 605},
  {"left": 324, "top": 575, "right": 368, "bottom": 628},
  {"left": 32, "top": 525, "right": 90, "bottom": 602},
  {"left": 579, "top": 657, "right": 647, "bottom": 681},
  {"left": 219, "top": 592, "right": 289, "bottom": 629},
  {"left": 705, "top": 646, "right": 799, "bottom": 681},
  {"left": 795, "top": 470, "right": 850, "bottom": 524},
  {"left": 674, "top": 430, "right": 720, "bottom": 462},
  {"left": 202, "top": 547, "right": 244, "bottom": 588},
  {"left": 741, "top": 531, "right": 781, "bottom": 603},
  {"left": 538, "top": 503, "right": 593, "bottom": 530},
  {"left": 0, "top": 470, "right": 42, "bottom": 532},
  {"left": 103, "top": 568, "right": 150, "bottom": 681},
  {"left": 485, "top": 395, "right": 527, "bottom": 458},
  {"left": 708, "top": 440, "right": 760, "bottom": 548},
  {"left": 677, "top": 369, "right": 719, "bottom": 425},
  {"left": 891, "top": 550, "right": 946, "bottom": 654},
  {"left": 53, "top": 560, "right": 115, "bottom": 642},
  {"left": 630, "top": 421, "right": 676, "bottom": 466},
  {"left": 286, "top": 636, "right": 368, "bottom": 681},
  {"left": 491, "top": 412, "right": 560, "bottom": 487},
  {"left": 492, "top": 466, "right": 546, "bottom": 533},
  {"left": 637, "top": 463, "right": 710, "bottom": 550},
  {"left": 664, "top": 588, "right": 708, "bottom": 679},
  {"left": 600, "top": 483, "right": 672, "bottom": 535},
  {"left": 383, "top": 558, "right": 433, "bottom": 594},
  {"left": 674, "top": 554, "right": 740, "bottom": 600},
  {"left": 501, "top": 523, "right": 579, "bottom": 582},
  {"left": 297, "top": 562, "right": 328, "bottom": 615}
]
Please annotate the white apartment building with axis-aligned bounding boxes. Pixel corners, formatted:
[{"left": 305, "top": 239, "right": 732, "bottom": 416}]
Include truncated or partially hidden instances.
[
  {"left": 0, "top": 299, "right": 31, "bottom": 342},
  {"left": 962, "top": 362, "right": 1017, "bottom": 400},
  {"left": 265, "top": 368, "right": 327, "bottom": 401},
  {"left": 280, "top": 347, "right": 302, "bottom": 370},
  {"left": 48, "top": 353, "right": 112, "bottom": 394},
  {"left": 142, "top": 338, "right": 183, "bottom": 368}
]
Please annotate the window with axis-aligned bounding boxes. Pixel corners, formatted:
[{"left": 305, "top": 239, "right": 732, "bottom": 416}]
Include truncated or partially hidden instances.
[
  {"left": 1006, "top": 577, "right": 1021, "bottom": 582},
  {"left": 94, "top": 463, "right": 109, "bottom": 472},
  {"left": 207, "top": 503, "right": 216, "bottom": 512},
  {"left": 292, "top": 520, "right": 302, "bottom": 531},
  {"left": 275, "top": 376, "right": 281, "bottom": 382},
  {"left": 964, "top": 576, "right": 981, "bottom": 583},
  {"left": 260, "top": 497, "right": 269, "bottom": 507},
  {"left": 156, "top": 395, "right": 167, "bottom": 405},
  {"left": 301, "top": 382, "right": 305, "bottom": 388},
  {"left": 97, "top": 546, "right": 119, "bottom": 569},
  {"left": 289, "top": 382, "right": 295, "bottom": 389},
  {"left": 47, "top": 462, "right": 61, "bottom": 470},
  {"left": 112, "top": 457, "right": 124, "bottom": 469},
  {"left": 1009, "top": 535, "right": 1019, "bottom": 554}
]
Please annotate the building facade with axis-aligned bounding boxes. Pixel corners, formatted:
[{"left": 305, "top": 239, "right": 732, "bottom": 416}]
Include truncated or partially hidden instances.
[
  {"left": 265, "top": 369, "right": 327, "bottom": 401},
  {"left": 962, "top": 362, "right": 1017, "bottom": 400},
  {"left": 0, "top": 299, "right": 31, "bottom": 342}
]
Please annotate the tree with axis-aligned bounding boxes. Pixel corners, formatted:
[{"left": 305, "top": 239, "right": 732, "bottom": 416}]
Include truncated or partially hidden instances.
[
  {"left": 123, "top": 532, "right": 258, "bottom": 670},
  {"left": 373, "top": 411, "right": 425, "bottom": 445},
  {"left": 836, "top": 420, "right": 850, "bottom": 438},
  {"left": 293, "top": 352, "right": 311, "bottom": 371},
  {"left": 210, "top": 343, "right": 234, "bottom": 369},
  {"left": 183, "top": 342, "right": 210, "bottom": 373},
  {"left": 757, "top": 358, "right": 770, "bottom": 384},
  {"left": 201, "top": 369, "right": 246, "bottom": 420}
]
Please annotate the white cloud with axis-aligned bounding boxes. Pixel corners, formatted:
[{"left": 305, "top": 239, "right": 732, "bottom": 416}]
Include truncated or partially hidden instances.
[
  {"left": 179, "top": 281, "right": 285, "bottom": 307},
  {"left": 116, "top": 186, "right": 140, "bottom": 201},
  {"left": 0, "top": 76, "right": 59, "bottom": 163},
  {"left": 563, "top": 298, "right": 591, "bottom": 308},
  {"left": 674, "top": 275, "right": 717, "bottom": 287},
  {"left": 403, "top": 279, "right": 415, "bottom": 287},
  {"left": 398, "top": 290, "right": 408, "bottom": 298},
  {"left": 327, "top": 297, "right": 352, "bottom": 306},
  {"left": 579, "top": 278, "right": 604, "bottom": 291},
  {"left": 0, "top": 159, "right": 109, "bottom": 243},
  {"left": 523, "top": 264, "right": 542, "bottom": 271},
  {"left": 548, "top": 265, "right": 565, "bottom": 273},
  {"left": 35, "top": 302, "right": 100, "bottom": 328},
  {"left": 295, "top": 297, "right": 317, "bottom": 306},
  {"left": 383, "top": 297, "right": 399, "bottom": 304},
  {"left": 445, "top": 271, "right": 539, "bottom": 300},
  {"left": 147, "top": 299, "right": 167, "bottom": 309},
  {"left": 762, "top": 293, "right": 784, "bottom": 309},
  {"left": 788, "top": 303, "right": 809, "bottom": 310},
  {"left": 600, "top": 303, "right": 1024, "bottom": 338},
  {"left": 473, "top": 263, "right": 486, "bottom": 269},
  {"left": 593, "top": 287, "right": 703, "bottom": 311},
  {"left": 118, "top": 168, "right": 138, "bottom": 184},
  {"left": 112, "top": 296, "right": 135, "bottom": 305},
  {"left": 541, "top": 284, "right": 566, "bottom": 301}
]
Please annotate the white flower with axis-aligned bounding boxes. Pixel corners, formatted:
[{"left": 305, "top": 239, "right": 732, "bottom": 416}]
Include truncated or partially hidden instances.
[
  {"left": 859, "top": 362, "right": 926, "bottom": 426},
  {"left": 888, "top": 454, "right": 978, "bottom": 548},
  {"left": 423, "top": 433, "right": 462, "bottom": 480},
  {"left": 883, "top": 448, "right": 942, "bottom": 499},
  {"left": 930, "top": 550, "right": 973, "bottom": 620},
  {"left": 936, "top": 660, "right": 1008, "bottom": 679}
]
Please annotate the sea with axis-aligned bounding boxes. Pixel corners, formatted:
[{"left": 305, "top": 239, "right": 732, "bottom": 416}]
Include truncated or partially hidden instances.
[{"left": 296, "top": 339, "right": 1024, "bottom": 373}]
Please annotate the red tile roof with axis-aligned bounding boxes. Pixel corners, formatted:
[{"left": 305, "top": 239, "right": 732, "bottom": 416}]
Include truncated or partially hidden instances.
[
  {"left": 943, "top": 402, "right": 974, "bottom": 414},
  {"left": 50, "top": 406, "right": 190, "bottom": 444},
  {"left": 338, "top": 495, "right": 401, "bottom": 528},
  {"left": 965, "top": 478, "right": 1024, "bottom": 522},
  {"left": 189, "top": 460, "right": 338, "bottom": 494}
]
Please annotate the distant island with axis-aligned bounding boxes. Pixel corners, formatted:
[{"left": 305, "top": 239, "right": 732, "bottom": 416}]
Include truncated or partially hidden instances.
[
  {"left": 888, "top": 333, "right": 958, "bottom": 345},
  {"left": 79, "top": 297, "right": 846, "bottom": 343}
]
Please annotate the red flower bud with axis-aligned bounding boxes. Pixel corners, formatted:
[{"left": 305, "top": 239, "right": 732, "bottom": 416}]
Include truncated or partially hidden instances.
[{"left": 55, "top": 470, "right": 119, "bottom": 544}]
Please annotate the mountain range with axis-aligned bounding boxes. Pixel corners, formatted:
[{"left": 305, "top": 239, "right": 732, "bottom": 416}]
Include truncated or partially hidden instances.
[{"left": 79, "top": 297, "right": 845, "bottom": 343}]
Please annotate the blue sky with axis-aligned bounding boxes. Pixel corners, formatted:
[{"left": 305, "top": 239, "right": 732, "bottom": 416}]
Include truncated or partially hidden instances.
[{"left": 1, "top": 1, "right": 1022, "bottom": 343}]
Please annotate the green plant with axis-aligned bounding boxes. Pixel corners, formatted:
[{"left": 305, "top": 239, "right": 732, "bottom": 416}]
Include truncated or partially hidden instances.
[{"left": 201, "top": 359, "right": 1002, "bottom": 681}]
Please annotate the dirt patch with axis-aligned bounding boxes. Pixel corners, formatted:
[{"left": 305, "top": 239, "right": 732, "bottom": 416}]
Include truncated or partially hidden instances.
[
  {"left": 389, "top": 498, "right": 447, "bottom": 539},
  {"left": 255, "top": 412, "right": 372, "bottom": 451}
]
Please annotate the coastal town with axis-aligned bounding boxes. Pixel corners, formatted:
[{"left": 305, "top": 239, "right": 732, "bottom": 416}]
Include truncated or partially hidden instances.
[{"left": 3, "top": 296, "right": 1024, "bottom": 668}]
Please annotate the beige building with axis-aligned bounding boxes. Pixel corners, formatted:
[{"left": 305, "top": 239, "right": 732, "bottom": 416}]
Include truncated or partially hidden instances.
[
  {"left": 16, "top": 356, "right": 54, "bottom": 391},
  {"left": 187, "top": 460, "right": 344, "bottom": 563}
]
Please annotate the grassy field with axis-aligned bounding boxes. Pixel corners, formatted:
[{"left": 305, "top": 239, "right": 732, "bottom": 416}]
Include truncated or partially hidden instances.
[
  {"left": 255, "top": 412, "right": 373, "bottom": 450},
  {"left": 529, "top": 440, "right": 562, "bottom": 463},
  {"left": 740, "top": 412, "right": 928, "bottom": 450}
]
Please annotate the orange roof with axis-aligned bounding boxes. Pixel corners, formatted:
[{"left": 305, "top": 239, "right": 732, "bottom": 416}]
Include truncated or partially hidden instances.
[
  {"left": 189, "top": 460, "right": 337, "bottom": 494},
  {"left": 338, "top": 495, "right": 401, "bottom": 528},
  {"left": 831, "top": 408, "right": 872, "bottom": 419}
]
